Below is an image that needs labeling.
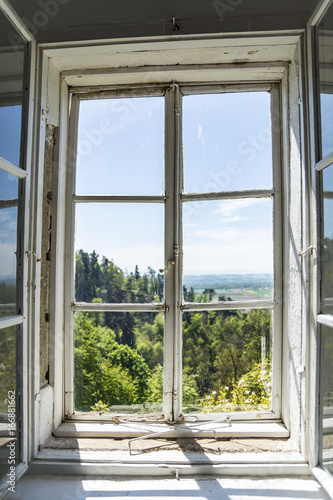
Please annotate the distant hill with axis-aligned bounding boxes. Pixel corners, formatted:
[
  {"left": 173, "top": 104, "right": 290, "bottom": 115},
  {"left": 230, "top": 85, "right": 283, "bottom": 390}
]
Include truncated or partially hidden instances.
[
  {"left": 0, "top": 278, "right": 16, "bottom": 286},
  {"left": 183, "top": 274, "right": 273, "bottom": 290}
]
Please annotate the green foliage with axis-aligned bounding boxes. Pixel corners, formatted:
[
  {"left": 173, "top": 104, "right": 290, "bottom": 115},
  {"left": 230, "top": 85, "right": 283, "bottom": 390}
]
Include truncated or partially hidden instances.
[
  {"left": 0, "top": 327, "right": 16, "bottom": 414},
  {"left": 74, "top": 250, "right": 273, "bottom": 413},
  {"left": 134, "top": 314, "right": 164, "bottom": 370},
  {"left": 182, "top": 373, "right": 199, "bottom": 404},
  {"left": 0, "top": 282, "right": 16, "bottom": 304},
  {"left": 107, "top": 342, "right": 150, "bottom": 401},
  {"left": 74, "top": 312, "right": 148, "bottom": 410},
  {"left": 146, "top": 365, "right": 199, "bottom": 404},
  {"left": 200, "top": 361, "right": 271, "bottom": 412},
  {"left": 91, "top": 400, "right": 109, "bottom": 413},
  {"left": 147, "top": 364, "right": 163, "bottom": 402},
  {"left": 75, "top": 250, "right": 163, "bottom": 306}
]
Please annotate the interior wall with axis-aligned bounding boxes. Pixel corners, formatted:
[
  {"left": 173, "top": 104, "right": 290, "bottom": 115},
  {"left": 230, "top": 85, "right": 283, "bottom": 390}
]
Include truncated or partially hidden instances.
[{"left": 9, "top": 0, "right": 320, "bottom": 43}]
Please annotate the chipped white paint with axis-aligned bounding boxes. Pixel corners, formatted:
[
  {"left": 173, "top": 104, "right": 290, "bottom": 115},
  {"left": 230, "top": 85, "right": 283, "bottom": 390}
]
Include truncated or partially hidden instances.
[{"left": 37, "top": 385, "right": 54, "bottom": 446}]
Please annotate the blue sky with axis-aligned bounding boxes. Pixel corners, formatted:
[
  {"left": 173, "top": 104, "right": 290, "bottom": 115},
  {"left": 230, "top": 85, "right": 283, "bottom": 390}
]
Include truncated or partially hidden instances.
[
  {"left": 0, "top": 105, "right": 21, "bottom": 281},
  {"left": 0, "top": 169, "right": 18, "bottom": 280},
  {"left": 0, "top": 105, "right": 22, "bottom": 166},
  {"left": 323, "top": 165, "right": 333, "bottom": 240},
  {"left": 320, "top": 93, "right": 333, "bottom": 159},
  {"left": 75, "top": 92, "right": 274, "bottom": 276}
]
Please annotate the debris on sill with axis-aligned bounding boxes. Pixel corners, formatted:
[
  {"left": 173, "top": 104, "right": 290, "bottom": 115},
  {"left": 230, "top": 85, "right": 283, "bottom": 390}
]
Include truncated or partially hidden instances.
[{"left": 41, "top": 436, "right": 296, "bottom": 455}]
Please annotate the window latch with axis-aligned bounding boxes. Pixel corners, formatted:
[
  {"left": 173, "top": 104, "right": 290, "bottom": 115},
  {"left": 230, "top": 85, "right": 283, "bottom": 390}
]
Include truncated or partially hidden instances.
[
  {"left": 298, "top": 245, "right": 316, "bottom": 257},
  {"left": 159, "top": 260, "right": 175, "bottom": 273}
]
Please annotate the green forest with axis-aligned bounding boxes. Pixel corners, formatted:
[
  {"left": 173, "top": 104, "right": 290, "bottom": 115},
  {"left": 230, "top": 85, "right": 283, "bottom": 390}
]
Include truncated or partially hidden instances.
[
  {"left": 74, "top": 250, "right": 272, "bottom": 414},
  {"left": 0, "top": 282, "right": 16, "bottom": 319}
]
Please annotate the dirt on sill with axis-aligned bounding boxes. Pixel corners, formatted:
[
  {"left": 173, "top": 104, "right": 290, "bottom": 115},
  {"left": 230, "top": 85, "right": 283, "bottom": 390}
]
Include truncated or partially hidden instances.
[{"left": 41, "top": 436, "right": 297, "bottom": 454}]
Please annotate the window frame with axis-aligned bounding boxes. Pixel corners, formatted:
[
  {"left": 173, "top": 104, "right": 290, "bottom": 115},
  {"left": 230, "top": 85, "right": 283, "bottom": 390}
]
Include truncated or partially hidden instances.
[
  {"left": 308, "top": 0, "right": 333, "bottom": 496},
  {"left": 0, "top": 2, "right": 36, "bottom": 496},
  {"left": 63, "top": 81, "right": 283, "bottom": 424},
  {"left": 34, "top": 34, "right": 308, "bottom": 444}
]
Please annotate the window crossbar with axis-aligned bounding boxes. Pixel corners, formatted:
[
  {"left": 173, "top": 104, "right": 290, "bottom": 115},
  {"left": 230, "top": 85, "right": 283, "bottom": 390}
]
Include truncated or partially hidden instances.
[
  {"left": 181, "top": 300, "right": 276, "bottom": 311},
  {"left": 72, "top": 302, "right": 165, "bottom": 312},
  {"left": 181, "top": 188, "right": 274, "bottom": 202},
  {"left": 73, "top": 195, "right": 166, "bottom": 203}
]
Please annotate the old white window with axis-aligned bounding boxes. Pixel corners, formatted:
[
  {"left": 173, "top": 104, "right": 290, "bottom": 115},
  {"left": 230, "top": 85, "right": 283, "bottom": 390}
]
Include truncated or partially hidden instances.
[
  {"left": 62, "top": 82, "right": 283, "bottom": 424},
  {"left": 309, "top": 0, "right": 333, "bottom": 489},
  {"left": 33, "top": 34, "right": 306, "bottom": 450},
  {"left": 0, "top": 5, "right": 33, "bottom": 496}
]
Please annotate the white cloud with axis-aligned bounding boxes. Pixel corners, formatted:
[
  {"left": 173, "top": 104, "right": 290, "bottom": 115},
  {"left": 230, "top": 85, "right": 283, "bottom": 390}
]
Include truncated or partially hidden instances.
[
  {"left": 0, "top": 242, "right": 16, "bottom": 278},
  {"left": 191, "top": 228, "right": 239, "bottom": 240},
  {"left": 104, "top": 244, "right": 163, "bottom": 275},
  {"left": 183, "top": 227, "right": 273, "bottom": 275},
  {"left": 215, "top": 198, "right": 268, "bottom": 223}
]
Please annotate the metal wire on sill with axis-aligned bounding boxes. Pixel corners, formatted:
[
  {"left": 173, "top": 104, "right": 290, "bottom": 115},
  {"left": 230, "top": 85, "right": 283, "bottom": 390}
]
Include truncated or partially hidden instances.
[{"left": 127, "top": 415, "right": 232, "bottom": 454}]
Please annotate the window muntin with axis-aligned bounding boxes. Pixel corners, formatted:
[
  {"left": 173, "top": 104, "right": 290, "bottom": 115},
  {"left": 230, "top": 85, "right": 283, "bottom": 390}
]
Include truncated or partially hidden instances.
[{"left": 67, "top": 85, "right": 281, "bottom": 422}]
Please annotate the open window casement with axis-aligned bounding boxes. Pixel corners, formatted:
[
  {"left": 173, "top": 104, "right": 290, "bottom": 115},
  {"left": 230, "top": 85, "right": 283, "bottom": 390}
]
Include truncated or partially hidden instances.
[
  {"left": 308, "top": 0, "right": 333, "bottom": 495},
  {"left": 0, "top": 1, "right": 35, "bottom": 497}
]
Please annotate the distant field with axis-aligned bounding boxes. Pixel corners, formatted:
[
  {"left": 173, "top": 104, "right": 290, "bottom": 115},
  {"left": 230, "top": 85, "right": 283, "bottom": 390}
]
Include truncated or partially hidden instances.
[
  {"left": 183, "top": 274, "right": 273, "bottom": 301},
  {"left": 193, "top": 287, "right": 272, "bottom": 301}
]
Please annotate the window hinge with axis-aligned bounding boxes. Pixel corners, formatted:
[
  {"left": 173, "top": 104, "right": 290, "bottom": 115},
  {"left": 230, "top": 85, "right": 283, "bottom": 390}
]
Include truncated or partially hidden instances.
[{"left": 172, "top": 17, "right": 180, "bottom": 31}]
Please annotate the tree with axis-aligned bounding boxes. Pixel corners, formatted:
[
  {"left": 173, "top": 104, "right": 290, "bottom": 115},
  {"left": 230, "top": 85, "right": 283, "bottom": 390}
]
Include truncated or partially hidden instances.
[
  {"left": 0, "top": 327, "right": 16, "bottom": 414},
  {"left": 183, "top": 313, "right": 214, "bottom": 396},
  {"left": 243, "top": 309, "right": 271, "bottom": 364},
  {"left": 134, "top": 314, "right": 164, "bottom": 370},
  {"left": 74, "top": 312, "right": 151, "bottom": 410},
  {"left": 203, "top": 288, "right": 215, "bottom": 301}
]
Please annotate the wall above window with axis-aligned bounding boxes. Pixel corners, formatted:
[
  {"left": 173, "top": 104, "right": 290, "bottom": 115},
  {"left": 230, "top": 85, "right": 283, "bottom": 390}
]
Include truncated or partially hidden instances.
[{"left": 9, "top": 0, "right": 320, "bottom": 43}]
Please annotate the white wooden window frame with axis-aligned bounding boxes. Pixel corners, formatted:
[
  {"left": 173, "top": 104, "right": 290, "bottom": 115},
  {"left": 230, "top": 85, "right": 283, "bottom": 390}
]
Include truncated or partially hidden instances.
[
  {"left": 34, "top": 33, "right": 308, "bottom": 444},
  {"left": 308, "top": 0, "right": 333, "bottom": 497},
  {"left": 63, "top": 82, "right": 282, "bottom": 424},
  {"left": 0, "top": 1, "right": 36, "bottom": 497}
]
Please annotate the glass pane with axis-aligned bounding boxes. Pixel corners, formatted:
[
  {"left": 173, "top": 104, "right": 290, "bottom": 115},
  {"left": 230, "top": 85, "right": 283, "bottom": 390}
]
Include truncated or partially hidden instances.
[
  {"left": 0, "top": 11, "right": 26, "bottom": 167},
  {"left": 0, "top": 106, "right": 22, "bottom": 166},
  {"left": 320, "top": 324, "right": 333, "bottom": 475},
  {"left": 74, "top": 312, "right": 164, "bottom": 415},
  {"left": 183, "top": 92, "right": 272, "bottom": 193},
  {"left": 76, "top": 97, "right": 164, "bottom": 195},
  {"left": 318, "top": 3, "right": 333, "bottom": 159},
  {"left": 74, "top": 203, "right": 164, "bottom": 303},
  {"left": 0, "top": 171, "right": 18, "bottom": 316},
  {"left": 183, "top": 198, "right": 273, "bottom": 302},
  {"left": 182, "top": 309, "right": 273, "bottom": 414},
  {"left": 0, "top": 326, "right": 19, "bottom": 478},
  {"left": 322, "top": 167, "right": 333, "bottom": 314}
]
